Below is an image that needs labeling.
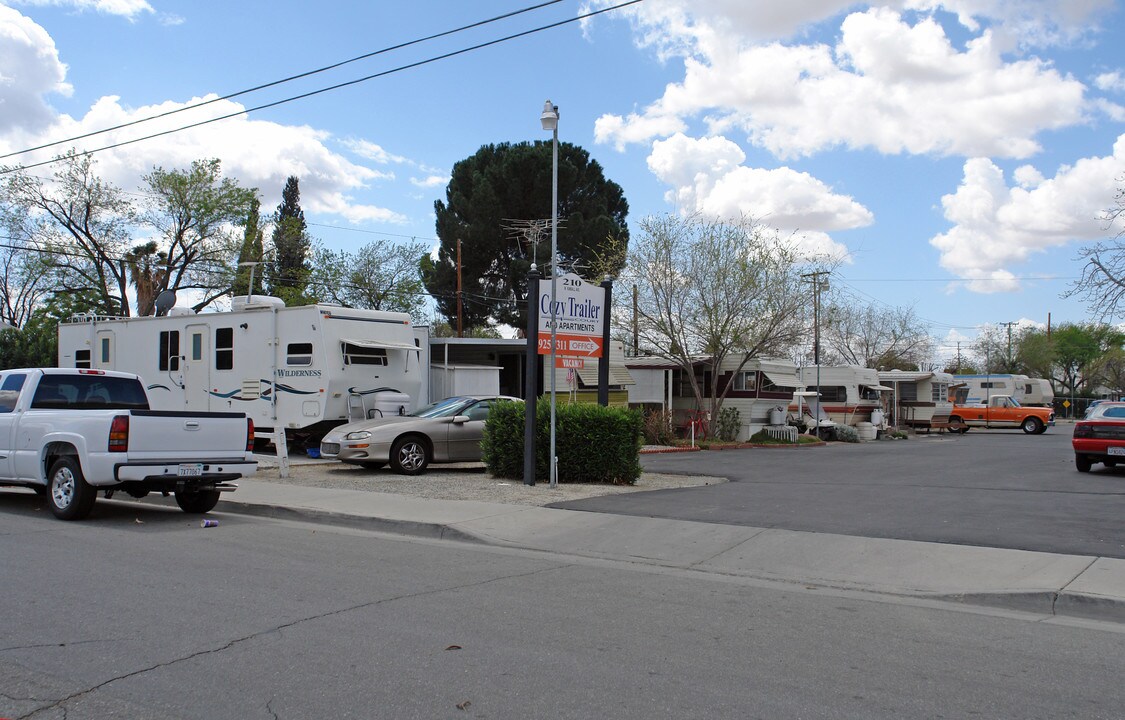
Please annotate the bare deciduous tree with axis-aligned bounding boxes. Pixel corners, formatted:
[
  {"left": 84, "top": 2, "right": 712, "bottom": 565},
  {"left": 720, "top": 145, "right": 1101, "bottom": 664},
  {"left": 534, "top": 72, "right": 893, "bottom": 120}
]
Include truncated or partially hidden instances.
[
  {"left": 624, "top": 213, "right": 811, "bottom": 429},
  {"left": 1068, "top": 179, "right": 1125, "bottom": 319},
  {"left": 820, "top": 299, "right": 934, "bottom": 370}
]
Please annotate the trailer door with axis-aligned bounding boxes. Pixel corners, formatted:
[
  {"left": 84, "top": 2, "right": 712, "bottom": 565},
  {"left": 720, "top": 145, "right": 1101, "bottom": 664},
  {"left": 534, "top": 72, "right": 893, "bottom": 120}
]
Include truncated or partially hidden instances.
[
  {"left": 94, "top": 330, "right": 115, "bottom": 369},
  {"left": 183, "top": 323, "right": 211, "bottom": 411}
]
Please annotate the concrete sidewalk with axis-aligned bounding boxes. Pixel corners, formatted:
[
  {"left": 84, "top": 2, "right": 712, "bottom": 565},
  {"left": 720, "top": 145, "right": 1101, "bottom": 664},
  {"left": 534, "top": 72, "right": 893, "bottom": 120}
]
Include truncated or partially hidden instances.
[{"left": 217, "top": 478, "right": 1125, "bottom": 624}]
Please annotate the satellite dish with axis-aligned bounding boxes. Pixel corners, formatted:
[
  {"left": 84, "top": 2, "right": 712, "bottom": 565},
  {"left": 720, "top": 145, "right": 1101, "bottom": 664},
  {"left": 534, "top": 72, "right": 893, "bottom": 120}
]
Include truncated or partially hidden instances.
[{"left": 154, "top": 290, "right": 177, "bottom": 317}]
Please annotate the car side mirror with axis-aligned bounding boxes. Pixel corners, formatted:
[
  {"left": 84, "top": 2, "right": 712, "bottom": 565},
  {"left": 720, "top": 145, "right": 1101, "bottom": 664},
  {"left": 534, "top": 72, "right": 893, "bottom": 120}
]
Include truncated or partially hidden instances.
[{"left": 452, "top": 415, "right": 470, "bottom": 424}]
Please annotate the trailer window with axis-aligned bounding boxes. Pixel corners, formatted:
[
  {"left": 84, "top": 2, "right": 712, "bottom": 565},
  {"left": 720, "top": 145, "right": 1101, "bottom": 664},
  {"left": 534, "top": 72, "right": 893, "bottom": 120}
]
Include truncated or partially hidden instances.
[
  {"left": 815, "top": 386, "right": 847, "bottom": 402},
  {"left": 99, "top": 337, "right": 111, "bottom": 364},
  {"left": 75, "top": 349, "right": 91, "bottom": 369},
  {"left": 342, "top": 342, "right": 388, "bottom": 366},
  {"left": 900, "top": 384, "right": 918, "bottom": 402},
  {"left": 931, "top": 382, "right": 948, "bottom": 403},
  {"left": 733, "top": 372, "right": 756, "bottom": 391},
  {"left": 215, "top": 328, "right": 233, "bottom": 370},
  {"left": 288, "top": 343, "right": 314, "bottom": 366},
  {"left": 159, "top": 331, "right": 180, "bottom": 371}
]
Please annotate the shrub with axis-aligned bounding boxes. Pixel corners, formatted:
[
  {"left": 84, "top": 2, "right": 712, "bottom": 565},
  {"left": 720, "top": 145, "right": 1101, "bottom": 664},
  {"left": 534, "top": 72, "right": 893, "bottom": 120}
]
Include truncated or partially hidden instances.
[
  {"left": 483, "top": 398, "right": 642, "bottom": 484},
  {"left": 715, "top": 406, "right": 741, "bottom": 442},
  {"left": 642, "top": 408, "right": 675, "bottom": 445},
  {"left": 833, "top": 424, "right": 860, "bottom": 443}
]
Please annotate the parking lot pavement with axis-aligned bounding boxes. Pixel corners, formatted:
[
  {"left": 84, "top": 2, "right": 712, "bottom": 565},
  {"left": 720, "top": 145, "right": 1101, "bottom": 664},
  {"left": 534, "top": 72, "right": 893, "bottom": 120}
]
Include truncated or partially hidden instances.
[{"left": 555, "top": 430, "right": 1125, "bottom": 559}]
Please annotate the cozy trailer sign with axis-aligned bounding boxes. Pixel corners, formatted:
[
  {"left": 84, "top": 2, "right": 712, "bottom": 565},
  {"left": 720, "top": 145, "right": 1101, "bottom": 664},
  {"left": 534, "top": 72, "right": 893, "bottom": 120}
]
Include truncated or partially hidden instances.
[{"left": 537, "top": 273, "right": 604, "bottom": 358}]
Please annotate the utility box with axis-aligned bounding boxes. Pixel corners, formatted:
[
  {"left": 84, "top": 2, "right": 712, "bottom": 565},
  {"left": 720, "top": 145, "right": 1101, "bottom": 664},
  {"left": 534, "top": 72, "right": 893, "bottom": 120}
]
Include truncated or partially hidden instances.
[{"left": 429, "top": 364, "right": 501, "bottom": 401}]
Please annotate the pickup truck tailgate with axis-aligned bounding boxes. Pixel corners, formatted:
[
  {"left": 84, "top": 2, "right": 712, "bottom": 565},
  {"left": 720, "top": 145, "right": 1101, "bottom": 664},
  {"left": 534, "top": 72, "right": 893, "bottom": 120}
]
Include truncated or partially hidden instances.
[{"left": 125, "top": 410, "right": 251, "bottom": 460}]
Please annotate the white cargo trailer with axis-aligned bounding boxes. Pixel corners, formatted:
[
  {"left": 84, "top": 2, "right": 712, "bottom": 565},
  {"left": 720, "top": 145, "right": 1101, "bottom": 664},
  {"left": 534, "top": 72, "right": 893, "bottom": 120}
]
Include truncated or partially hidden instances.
[{"left": 57, "top": 295, "right": 424, "bottom": 448}]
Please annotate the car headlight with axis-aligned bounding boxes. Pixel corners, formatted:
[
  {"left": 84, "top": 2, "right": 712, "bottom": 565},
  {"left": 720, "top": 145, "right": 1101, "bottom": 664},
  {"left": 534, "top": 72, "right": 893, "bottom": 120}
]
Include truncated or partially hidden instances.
[{"left": 344, "top": 430, "right": 372, "bottom": 441}]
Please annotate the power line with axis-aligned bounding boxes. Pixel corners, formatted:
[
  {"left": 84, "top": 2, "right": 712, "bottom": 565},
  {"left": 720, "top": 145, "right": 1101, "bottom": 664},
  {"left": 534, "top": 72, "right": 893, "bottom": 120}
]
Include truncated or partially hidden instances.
[
  {"left": 0, "top": 0, "right": 568, "bottom": 162},
  {"left": 0, "top": 0, "right": 646, "bottom": 174}
]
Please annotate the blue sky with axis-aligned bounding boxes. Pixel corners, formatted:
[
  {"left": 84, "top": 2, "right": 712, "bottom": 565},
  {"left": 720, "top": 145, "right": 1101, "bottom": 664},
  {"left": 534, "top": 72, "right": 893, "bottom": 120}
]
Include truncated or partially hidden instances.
[{"left": 2, "top": 0, "right": 1124, "bottom": 357}]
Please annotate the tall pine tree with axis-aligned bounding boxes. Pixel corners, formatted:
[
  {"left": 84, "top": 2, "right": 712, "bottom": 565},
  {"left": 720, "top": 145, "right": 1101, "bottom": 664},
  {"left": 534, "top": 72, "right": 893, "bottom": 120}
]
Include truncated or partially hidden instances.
[
  {"left": 232, "top": 197, "right": 265, "bottom": 298},
  {"left": 266, "top": 177, "right": 311, "bottom": 305}
]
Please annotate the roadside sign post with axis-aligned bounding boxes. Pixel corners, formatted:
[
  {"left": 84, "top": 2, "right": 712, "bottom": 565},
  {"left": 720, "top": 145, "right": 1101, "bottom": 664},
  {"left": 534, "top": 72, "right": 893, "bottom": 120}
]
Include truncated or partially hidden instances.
[
  {"left": 598, "top": 276, "right": 613, "bottom": 406},
  {"left": 523, "top": 266, "right": 540, "bottom": 486}
]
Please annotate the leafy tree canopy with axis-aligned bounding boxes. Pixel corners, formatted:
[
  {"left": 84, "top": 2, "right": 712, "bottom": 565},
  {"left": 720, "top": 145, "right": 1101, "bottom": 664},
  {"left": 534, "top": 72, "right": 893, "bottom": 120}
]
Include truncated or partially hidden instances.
[{"left": 422, "top": 140, "right": 629, "bottom": 330}]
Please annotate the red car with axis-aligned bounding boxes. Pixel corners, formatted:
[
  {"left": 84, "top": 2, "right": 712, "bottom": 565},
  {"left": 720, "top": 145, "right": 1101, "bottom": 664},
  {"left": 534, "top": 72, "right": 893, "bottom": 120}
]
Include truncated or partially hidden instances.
[{"left": 1072, "top": 401, "right": 1125, "bottom": 472}]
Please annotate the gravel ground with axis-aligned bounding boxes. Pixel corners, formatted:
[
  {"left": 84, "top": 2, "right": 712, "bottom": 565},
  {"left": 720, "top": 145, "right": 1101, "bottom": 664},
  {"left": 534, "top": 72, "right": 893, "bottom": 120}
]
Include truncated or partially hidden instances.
[{"left": 252, "top": 459, "right": 726, "bottom": 507}]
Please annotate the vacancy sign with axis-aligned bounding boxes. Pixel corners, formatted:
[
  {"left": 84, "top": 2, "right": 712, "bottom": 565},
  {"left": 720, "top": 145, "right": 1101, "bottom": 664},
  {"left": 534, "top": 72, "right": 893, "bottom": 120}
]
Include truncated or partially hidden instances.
[
  {"left": 557, "top": 356, "right": 585, "bottom": 369},
  {"left": 537, "top": 272, "right": 604, "bottom": 358}
]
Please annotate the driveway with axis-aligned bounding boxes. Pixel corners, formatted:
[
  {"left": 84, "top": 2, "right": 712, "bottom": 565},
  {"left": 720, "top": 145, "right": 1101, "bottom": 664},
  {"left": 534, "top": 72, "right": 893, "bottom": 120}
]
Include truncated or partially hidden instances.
[{"left": 553, "top": 429, "right": 1125, "bottom": 558}]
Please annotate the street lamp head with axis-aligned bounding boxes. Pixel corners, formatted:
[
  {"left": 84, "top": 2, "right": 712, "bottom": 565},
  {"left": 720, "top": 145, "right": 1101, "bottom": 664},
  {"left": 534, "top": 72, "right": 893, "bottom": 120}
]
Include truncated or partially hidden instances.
[{"left": 540, "top": 100, "right": 558, "bottom": 131}]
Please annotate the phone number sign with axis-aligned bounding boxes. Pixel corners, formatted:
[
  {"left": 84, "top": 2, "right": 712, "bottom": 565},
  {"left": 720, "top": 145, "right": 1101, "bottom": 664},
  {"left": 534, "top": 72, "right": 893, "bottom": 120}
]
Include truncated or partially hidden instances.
[{"left": 537, "top": 273, "right": 604, "bottom": 358}]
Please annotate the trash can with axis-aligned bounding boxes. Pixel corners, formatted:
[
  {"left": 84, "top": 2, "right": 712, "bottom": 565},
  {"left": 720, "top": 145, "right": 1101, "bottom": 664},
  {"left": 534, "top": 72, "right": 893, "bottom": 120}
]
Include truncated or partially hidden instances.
[{"left": 768, "top": 407, "right": 784, "bottom": 426}]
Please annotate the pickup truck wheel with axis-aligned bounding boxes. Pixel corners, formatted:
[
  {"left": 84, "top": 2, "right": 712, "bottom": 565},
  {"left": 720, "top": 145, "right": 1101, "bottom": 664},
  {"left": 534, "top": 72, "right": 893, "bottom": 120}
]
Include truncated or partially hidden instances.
[
  {"left": 47, "top": 457, "right": 96, "bottom": 521},
  {"left": 175, "top": 488, "right": 221, "bottom": 514},
  {"left": 390, "top": 436, "right": 429, "bottom": 475},
  {"left": 948, "top": 416, "right": 967, "bottom": 434},
  {"left": 1021, "top": 417, "right": 1043, "bottom": 434},
  {"left": 1075, "top": 454, "right": 1093, "bottom": 473}
]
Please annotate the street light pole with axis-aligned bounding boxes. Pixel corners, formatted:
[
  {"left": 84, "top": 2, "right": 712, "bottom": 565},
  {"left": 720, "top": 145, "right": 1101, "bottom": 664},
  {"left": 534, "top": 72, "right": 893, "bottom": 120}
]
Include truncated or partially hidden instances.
[{"left": 541, "top": 99, "right": 560, "bottom": 487}]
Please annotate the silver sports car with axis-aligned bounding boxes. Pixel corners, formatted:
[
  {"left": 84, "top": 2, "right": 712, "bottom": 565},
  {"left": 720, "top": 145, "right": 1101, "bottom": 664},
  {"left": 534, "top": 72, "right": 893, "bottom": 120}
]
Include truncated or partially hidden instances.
[{"left": 319, "top": 395, "right": 521, "bottom": 475}]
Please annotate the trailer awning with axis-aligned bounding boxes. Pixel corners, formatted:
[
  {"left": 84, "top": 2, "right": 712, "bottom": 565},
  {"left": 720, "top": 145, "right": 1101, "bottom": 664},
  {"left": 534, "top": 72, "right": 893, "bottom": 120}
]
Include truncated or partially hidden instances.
[
  {"left": 341, "top": 338, "right": 419, "bottom": 352},
  {"left": 861, "top": 383, "right": 894, "bottom": 392},
  {"left": 576, "top": 365, "right": 635, "bottom": 386},
  {"left": 762, "top": 370, "right": 801, "bottom": 388}
]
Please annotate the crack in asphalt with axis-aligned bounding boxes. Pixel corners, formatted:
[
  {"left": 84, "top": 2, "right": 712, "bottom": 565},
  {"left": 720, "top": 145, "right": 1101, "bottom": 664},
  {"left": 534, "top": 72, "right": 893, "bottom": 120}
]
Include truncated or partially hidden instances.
[
  {"left": 14, "top": 563, "right": 571, "bottom": 719},
  {"left": 0, "top": 638, "right": 116, "bottom": 653}
]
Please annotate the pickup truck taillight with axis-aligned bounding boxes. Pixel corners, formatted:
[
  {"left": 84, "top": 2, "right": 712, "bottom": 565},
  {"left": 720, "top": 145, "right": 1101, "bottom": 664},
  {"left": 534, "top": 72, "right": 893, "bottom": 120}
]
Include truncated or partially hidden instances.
[
  {"left": 109, "top": 415, "right": 129, "bottom": 452},
  {"left": 246, "top": 418, "right": 255, "bottom": 452}
]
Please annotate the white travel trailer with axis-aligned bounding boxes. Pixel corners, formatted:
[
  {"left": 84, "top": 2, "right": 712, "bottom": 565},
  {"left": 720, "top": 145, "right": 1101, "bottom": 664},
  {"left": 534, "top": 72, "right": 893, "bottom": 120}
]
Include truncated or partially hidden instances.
[
  {"left": 793, "top": 366, "right": 891, "bottom": 427},
  {"left": 953, "top": 374, "right": 1054, "bottom": 407},
  {"left": 878, "top": 370, "right": 955, "bottom": 431},
  {"left": 57, "top": 296, "right": 424, "bottom": 447}
]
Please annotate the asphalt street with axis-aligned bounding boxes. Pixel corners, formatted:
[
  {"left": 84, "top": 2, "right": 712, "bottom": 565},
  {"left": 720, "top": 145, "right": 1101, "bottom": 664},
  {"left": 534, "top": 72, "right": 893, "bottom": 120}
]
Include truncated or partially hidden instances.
[
  {"left": 2, "top": 509, "right": 1123, "bottom": 719},
  {"left": 556, "top": 429, "right": 1125, "bottom": 559}
]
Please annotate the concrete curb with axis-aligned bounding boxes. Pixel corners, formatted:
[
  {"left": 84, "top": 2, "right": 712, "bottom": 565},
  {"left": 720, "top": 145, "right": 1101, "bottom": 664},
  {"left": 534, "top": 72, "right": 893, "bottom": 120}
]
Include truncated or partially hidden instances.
[{"left": 213, "top": 495, "right": 1125, "bottom": 624}]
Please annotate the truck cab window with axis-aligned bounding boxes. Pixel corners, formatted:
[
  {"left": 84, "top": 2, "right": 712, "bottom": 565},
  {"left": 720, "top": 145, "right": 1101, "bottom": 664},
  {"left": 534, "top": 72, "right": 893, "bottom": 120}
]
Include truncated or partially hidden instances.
[{"left": 0, "top": 373, "right": 26, "bottom": 413}]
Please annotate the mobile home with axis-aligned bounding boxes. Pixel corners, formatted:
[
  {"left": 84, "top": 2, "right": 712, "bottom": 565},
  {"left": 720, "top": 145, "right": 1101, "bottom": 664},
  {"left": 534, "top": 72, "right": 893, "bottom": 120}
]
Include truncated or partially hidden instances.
[
  {"left": 793, "top": 365, "right": 891, "bottom": 427},
  {"left": 953, "top": 373, "right": 1054, "bottom": 407},
  {"left": 627, "top": 355, "right": 802, "bottom": 441},
  {"left": 57, "top": 296, "right": 424, "bottom": 446},
  {"left": 877, "top": 370, "right": 955, "bottom": 430}
]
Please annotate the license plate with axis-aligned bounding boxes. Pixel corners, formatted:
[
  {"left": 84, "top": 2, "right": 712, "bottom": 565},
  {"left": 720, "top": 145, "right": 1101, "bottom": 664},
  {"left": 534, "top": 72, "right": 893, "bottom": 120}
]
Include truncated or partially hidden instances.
[
  {"left": 1109, "top": 447, "right": 1125, "bottom": 456},
  {"left": 178, "top": 463, "right": 204, "bottom": 477}
]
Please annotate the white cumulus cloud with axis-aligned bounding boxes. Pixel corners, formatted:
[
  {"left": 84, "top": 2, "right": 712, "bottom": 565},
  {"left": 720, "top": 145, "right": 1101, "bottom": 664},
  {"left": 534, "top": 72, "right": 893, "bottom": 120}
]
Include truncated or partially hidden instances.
[
  {"left": 8, "top": 0, "right": 154, "bottom": 20},
  {"left": 594, "top": 5, "right": 1090, "bottom": 160},
  {"left": 647, "top": 133, "right": 871, "bottom": 260},
  {"left": 0, "top": 5, "right": 72, "bottom": 134},
  {"left": 929, "top": 134, "right": 1125, "bottom": 292}
]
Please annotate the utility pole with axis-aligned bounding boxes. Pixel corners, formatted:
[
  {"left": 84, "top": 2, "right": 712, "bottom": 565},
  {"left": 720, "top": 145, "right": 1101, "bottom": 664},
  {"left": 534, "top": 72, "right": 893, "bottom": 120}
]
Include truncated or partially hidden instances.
[
  {"left": 801, "top": 271, "right": 830, "bottom": 428},
  {"left": 456, "top": 238, "right": 463, "bottom": 338},
  {"left": 1002, "top": 321, "right": 1016, "bottom": 371},
  {"left": 955, "top": 342, "right": 962, "bottom": 373}
]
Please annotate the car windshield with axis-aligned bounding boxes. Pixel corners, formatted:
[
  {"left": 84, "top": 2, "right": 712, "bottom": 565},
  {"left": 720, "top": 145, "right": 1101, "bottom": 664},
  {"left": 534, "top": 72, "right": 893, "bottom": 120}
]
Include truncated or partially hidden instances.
[{"left": 411, "top": 396, "right": 474, "bottom": 418}]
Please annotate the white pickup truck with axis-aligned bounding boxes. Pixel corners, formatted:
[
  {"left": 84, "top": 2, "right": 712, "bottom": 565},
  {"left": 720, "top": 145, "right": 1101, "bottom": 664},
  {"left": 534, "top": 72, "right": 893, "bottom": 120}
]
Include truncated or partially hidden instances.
[{"left": 0, "top": 368, "right": 257, "bottom": 520}]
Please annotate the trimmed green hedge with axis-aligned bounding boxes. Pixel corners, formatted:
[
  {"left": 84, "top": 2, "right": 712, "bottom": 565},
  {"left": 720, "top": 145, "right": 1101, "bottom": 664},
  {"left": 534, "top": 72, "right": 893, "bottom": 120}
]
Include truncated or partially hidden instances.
[{"left": 482, "top": 398, "right": 643, "bottom": 484}]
